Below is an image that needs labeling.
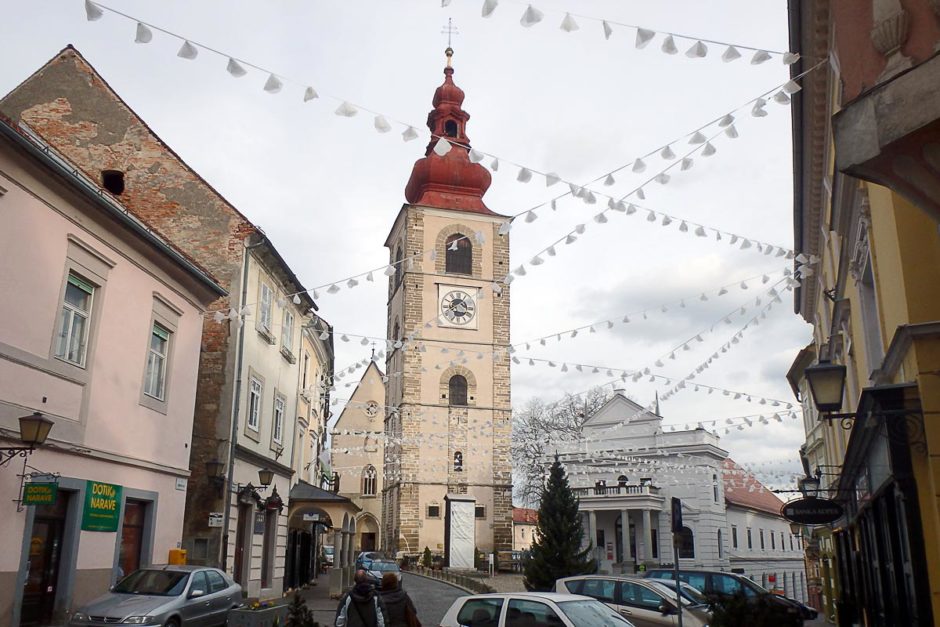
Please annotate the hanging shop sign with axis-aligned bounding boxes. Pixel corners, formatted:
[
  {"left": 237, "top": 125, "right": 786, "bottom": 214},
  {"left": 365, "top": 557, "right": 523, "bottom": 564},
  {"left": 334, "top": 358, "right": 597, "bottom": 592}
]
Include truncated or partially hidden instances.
[
  {"left": 208, "top": 513, "right": 224, "bottom": 528},
  {"left": 22, "top": 482, "right": 58, "bottom": 506},
  {"left": 82, "top": 481, "right": 123, "bottom": 532},
  {"left": 781, "top": 497, "right": 844, "bottom": 525}
]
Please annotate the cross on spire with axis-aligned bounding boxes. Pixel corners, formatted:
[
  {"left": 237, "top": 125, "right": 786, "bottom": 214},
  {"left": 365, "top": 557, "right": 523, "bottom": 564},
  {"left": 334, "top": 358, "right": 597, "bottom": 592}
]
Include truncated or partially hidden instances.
[{"left": 442, "top": 18, "right": 459, "bottom": 63}]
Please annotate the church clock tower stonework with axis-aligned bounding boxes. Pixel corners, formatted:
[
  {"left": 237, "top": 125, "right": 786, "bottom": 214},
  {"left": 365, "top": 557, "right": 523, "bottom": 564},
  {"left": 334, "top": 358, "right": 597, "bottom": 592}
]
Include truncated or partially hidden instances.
[{"left": 383, "top": 50, "right": 512, "bottom": 557}]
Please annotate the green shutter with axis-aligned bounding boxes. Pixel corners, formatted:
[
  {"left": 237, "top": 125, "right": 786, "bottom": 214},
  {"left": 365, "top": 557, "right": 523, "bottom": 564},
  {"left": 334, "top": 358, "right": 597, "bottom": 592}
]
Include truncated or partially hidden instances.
[
  {"left": 153, "top": 324, "right": 170, "bottom": 341},
  {"left": 68, "top": 274, "right": 95, "bottom": 294}
]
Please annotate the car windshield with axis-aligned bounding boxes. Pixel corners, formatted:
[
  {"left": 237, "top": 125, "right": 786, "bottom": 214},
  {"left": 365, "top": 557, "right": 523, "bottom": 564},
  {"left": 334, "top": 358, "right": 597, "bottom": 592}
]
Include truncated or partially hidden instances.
[
  {"left": 324, "top": 547, "right": 334, "bottom": 555},
  {"left": 741, "top": 577, "right": 770, "bottom": 594},
  {"left": 558, "top": 600, "right": 633, "bottom": 626},
  {"left": 113, "top": 570, "right": 189, "bottom": 596},
  {"left": 370, "top": 562, "right": 399, "bottom": 572},
  {"left": 648, "top": 580, "right": 709, "bottom": 606}
]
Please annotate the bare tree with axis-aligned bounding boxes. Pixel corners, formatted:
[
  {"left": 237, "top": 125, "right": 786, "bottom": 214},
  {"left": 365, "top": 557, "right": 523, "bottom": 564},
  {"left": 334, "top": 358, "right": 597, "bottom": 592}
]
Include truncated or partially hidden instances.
[{"left": 511, "top": 387, "right": 610, "bottom": 507}]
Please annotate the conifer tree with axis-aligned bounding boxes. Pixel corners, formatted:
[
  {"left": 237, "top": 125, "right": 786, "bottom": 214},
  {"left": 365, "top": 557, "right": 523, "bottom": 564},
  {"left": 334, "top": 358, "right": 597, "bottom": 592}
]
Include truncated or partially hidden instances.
[{"left": 523, "top": 456, "right": 596, "bottom": 590}]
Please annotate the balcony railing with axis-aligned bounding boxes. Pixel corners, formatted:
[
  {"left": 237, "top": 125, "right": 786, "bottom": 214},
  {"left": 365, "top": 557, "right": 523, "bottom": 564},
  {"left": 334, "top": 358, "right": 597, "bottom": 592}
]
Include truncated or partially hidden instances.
[{"left": 572, "top": 484, "right": 661, "bottom": 497}]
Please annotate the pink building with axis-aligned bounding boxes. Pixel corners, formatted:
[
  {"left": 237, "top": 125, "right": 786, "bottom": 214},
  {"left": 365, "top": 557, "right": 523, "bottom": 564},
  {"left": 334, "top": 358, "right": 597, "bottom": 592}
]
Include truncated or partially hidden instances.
[{"left": 0, "top": 117, "right": 224, "bottom": 626}]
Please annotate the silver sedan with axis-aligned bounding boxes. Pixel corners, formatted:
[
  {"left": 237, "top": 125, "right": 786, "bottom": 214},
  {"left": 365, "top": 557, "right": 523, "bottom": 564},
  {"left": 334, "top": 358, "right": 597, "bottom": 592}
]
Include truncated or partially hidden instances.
[{"left": 68, "top": 565, "right": 242, "bottom": 627}]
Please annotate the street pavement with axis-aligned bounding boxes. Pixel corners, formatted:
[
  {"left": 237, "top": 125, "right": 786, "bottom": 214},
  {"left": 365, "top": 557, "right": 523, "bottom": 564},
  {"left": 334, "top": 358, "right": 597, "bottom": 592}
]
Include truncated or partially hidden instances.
[{"left": 403, "top": 572, "right": 467, "bottom": 626}]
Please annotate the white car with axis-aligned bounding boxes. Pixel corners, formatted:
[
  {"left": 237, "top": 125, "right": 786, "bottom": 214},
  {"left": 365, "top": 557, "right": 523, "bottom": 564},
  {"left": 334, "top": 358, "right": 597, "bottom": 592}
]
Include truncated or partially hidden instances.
[
  {"left": 440, "top": 592, "right": 635, "bottom": 627},
  {"left": 555, "top": 575, "right": 711, "bottom": 627}
]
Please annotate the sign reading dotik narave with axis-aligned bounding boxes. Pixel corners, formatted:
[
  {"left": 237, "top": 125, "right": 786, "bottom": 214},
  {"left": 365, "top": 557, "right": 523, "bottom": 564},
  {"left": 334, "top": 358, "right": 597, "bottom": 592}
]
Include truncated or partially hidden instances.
[
  {"left": 23, "top": 482, "right": 58, "bottom": 506},
  {"left": 781, "top": 497, "right": 844, "bottom": 525},
  {"left": 82, "top": 481, "right": 123, "bottom": 532}
]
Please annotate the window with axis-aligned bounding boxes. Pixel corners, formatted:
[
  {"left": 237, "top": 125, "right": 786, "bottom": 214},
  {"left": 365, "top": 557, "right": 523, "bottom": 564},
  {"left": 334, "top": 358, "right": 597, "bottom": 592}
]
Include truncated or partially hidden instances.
[
  {"left": 205, "top": 570, "right": 227, "bottom": 593},
  {"left": 449, "top": 375, "right": 468, "bottom": 406},
  {"left": 718, "top": 529, "right": 723, "bottom": 558},
  {"left": 580, "top": 578, "right": 616, "bottom": 603},
  {"left": 101, "top": 169, "right": 125, "bottom": 195},
  {"left": 259, "top": 283, "right": 273, "bottom": 333},
  {"left": 771, "top": 532, "right": 776, "bottom": 550},
  {"left": 445, "top": 234, "right": 472, "bottom": 274},
  {"left": 678, "top": 572, "right": 707, "bottom": 592},
  {"left": 189, "top": 571, "right": 208, "bottom": 595},
  {"left": 454, "top": 451, "right": 463, "bottom": 472},
  {"left": 394, "top": 247, "right": 403, "bottom": 287},
  {"left": 790, "top": 535, "right": 794, "bottom": 551},
  {"left": 302, "top": 352, "right": 310, "bottom": 390},
  {"left": 248, "top": 377, "right": 262, "bottom": 431},
  {"left": 475, "top": 505, "right": 486, "bottom": 519},
  {"left": 273, "top": 395, "right": 285, "bottom": 444},
  {"left": 677, "top": 526, "right": 694, "bottom": 559},
  {"left": 362, "top": 465, "right": 377, "bottom": 496},
  {"left": 780, "top": 532, "right": 785, "bottom": 551},
  {"left": 713, "top": 574, "right": 745, "bottom": 596},
  {"left": 732, "top": 525, "right": 738, "bottom": 549},
  {"left": 620, "top": 582, "right": 663, "bottom": 610},
  {"left": 444, "top": 120, "right": 458, "bottom": 137},
  {"left": 760, "top": 529, "right": 765, "bottom": 550},
  {"left": 55, "top": 273, "right": 94, "bottom": 366},
  {"left": 281, "top": 309, "right": 294, "bottom": 354},
  {"left": 651, "top": 528, "right": 658, "bottom": 558},
  {"left": 747, "top": 528, "right": 753, "bottom": 549},
  {"left": 456, "top": 598, "right": 503, "bottom": 626},
  {"left": 426, "top": 504, "right": 441, "bottom": 518},
  {"left": 713, "top": 474, "right": 719, "bottom": 502},
  {"left": 144, "top": 324, "right": 170, "bottom": 400},
  {"left": 506, "top": 599, "right": 562, "bottom": 626}
]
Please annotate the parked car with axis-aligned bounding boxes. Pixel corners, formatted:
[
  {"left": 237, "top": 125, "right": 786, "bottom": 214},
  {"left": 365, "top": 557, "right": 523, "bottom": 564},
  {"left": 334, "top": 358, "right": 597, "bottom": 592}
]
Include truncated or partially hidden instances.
[
  {"left": 440, "top": 592, "right": 635, "bottom": 627},
  {"left": 323, "top": 545, "right": 334, "bottom": 567},
  {"left": 356, "top": 550, "right": 385, "bottom": 570},
  {"left": 68, "top": 565, "right": 241, "bottom": 627},
  {"left": 556, "top": 575, "right": 710, "bottom": 627},
  {"left": 364, "top": 559, "right": 401, "bottom": 587},
  {"left": 644, "top": 569, "right": 816, "bottom": 622}
]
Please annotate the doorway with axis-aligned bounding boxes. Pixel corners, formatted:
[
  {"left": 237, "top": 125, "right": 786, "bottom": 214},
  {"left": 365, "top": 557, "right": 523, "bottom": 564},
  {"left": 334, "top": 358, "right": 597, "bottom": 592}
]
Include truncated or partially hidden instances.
[
  {"left": 21, "top": 492, "right": 71, "bottom": 626},
  {"left": 234, "top": 503, "right": 252, "bottom": 586},
  {"left": 361, "top": 533, "right": 376, "bottom": 552}
]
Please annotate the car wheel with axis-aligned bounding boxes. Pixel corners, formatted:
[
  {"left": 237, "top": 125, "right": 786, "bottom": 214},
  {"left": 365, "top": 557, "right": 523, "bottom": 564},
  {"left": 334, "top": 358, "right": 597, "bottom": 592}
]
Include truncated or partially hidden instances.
[{"left": 165, "top": 618, "right": 180, "bottom": 627}]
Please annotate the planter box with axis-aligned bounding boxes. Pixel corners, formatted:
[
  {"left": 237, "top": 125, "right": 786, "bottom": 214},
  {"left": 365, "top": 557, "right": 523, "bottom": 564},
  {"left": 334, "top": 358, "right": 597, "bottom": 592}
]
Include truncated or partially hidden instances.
[{"left": 227, "top": 604, "right": 290, "bottom": 627}]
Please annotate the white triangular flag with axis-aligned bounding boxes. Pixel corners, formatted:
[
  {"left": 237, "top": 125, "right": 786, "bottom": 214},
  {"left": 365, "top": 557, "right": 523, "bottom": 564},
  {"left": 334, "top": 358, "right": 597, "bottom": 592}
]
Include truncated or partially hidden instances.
[
  {"left": 303, "top": 86, "right": 319, "bottom": 101},
  {"left": 575, "top": 224, "right": 586, "bottom": 234},
  {"left": 335, "top": 101, "right": 358, "bottom": 117},
  {"left": 594, "top": 213, "right": 608, "bottom": 224},
  {"left": 292, "top": 294, "right": 302, "bottom": 305},
  {"left": 647, "top": 211, "right": 657, "bottom": 222},
  {"left": 636, "top": 187, "right": 646, "bottom": 200},
  {"left": 689, "top": 131, "right": 706, "bottom": 144},
  {"left": 517, "top": 167, "right": 533, "bottom": 183},
  {"left": 226, "top": 58, "right": 247, "bottom": 77},
  {"left": 635, "top": 27, "right": 655, "bottom": 49},
  {"left": 661, "top": 35, "right": 678, "bottom": 55},
  {"left": 85, "top": 0, "right": 104, "bottom": 20},
  {"left": 632, "top": 158, "right": 647, "bottom": 173},
  {"left": 546, "top": 245, "right": 556, "bottom": 256},
  {"left": 724, "top": 124, "right": 739, "bottom": 138},
  {"left": 660, "top": 145, "right": 676, "bottom": 160},
  {"left": 469, "top": 148, "right": 485, "bottom": 163},
  {"left": 583, "top": 191, "right": 597, "bottom": 204},
  {"left": 520, "top": 5, "right": 544, "bottom": 27},
  {"left": 433, "top": 137, "right": 452, "bottom": 156},
  {"left": 602, "top": 20, "right": 613, "bottom": 40},
  {"left": 490, "top": 157, "right": 500, "bottom": 171},
  {"left": 751, "top": 50, "right": 772, "bottom": 64},
  {"left": 347, "top": 278, "right": 358, "bottom": 288},
  {"left": 679, "top": 221, "right": 689, "bottom": 232},
  {"left": 604, "top": 174, "right": 616, "bottom": 186},
  {"left": 530, "top": 255, "right": 544, "bottom": 266},
  {"left": 718, "top": 113, "right": 735, "bottom": 128},
  {"left": 263, "top": 74, "right": 283, "bottom": 94},
  {"left": 482, "top": 0, "right": 499, "bottom": 18},
  {"left": 498, "top": 221, "right": 512, "bottom": 235},
  {"left": 655, "top": 173, "right": 670, "bottom": 184},
  {"left": 722, "top": 46, "right": 742, "bottom": 62},
  {"left": 695, "top": 225, "right": 707, "bottom": 237},
  {"left": 751, "top": 98, "right": 768, "bottom": 117},
  {"left": 702, "top": 142, "right": 717, "bottom": 156},
  {"left": 524, "top": 210, "right": 538, "bottom": 223},
  {"left": 773, "top": 90, "right": 791, "bottom": 104},
  {"left": 374, "top": 115, "right": 392, "bottom": 133},
  {"left": 783, "top": 80, "right": 802, "bottom": 95},
  {"left": 513, "top": 265, "right": 527, "bottom": 276},
  {"left": 686, "top": 41, "right": 707, "bottom": 58},
  {"left": 327, "top": 284, "right": 341, "bottom": 294},
  {"left": 681, "top": 158, "right": 694, "bottom": 171},
  {"left": 402, "top": 126, "right": 418, "bottom": 142},
  {"left": 545, "top": 172, "right": 561, "bottom": 186},
  {"left": 177, "top": 41, "right": 198, "bottom": 60},
  {"left": 662, "top": 215, "right": 673, "bottom": 226},
  {"left": 560, "top": 13, "right": 579, "bottom": 32},
  {"left": 135, "top": 23, "right": 153, "bottom": 44},
  {"left": 626, "top": 203, "right": 637, "bottom": 214},
  {"left": 782, "top": 52, "right": 800, "bottom": 65}
]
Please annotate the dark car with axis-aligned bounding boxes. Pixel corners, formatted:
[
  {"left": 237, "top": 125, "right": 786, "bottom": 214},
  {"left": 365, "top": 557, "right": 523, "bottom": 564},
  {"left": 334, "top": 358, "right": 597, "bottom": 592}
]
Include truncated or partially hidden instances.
[
  {"left": 363, "top": 559, "right": 401, "bottom": 587},
  {"left": 644, "top": 569, "right": 817, "bottom": 622}
]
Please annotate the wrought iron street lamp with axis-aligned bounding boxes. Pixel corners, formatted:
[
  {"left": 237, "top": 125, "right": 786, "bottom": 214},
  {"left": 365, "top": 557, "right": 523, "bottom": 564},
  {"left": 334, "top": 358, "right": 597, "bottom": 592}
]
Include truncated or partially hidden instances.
[
  {"left": 804, "top": 360, "right": 856, "bottom": 428},
  {"left": 257, "top": 467, "right": 274, "bottom": 488},
  {"left": 1, "top": 412, "right": 54, "bottom": 467},
  {"left": 206, "top": 460, "right": 274, "bottom": 493},
  {"left": 798, "top": 475, "right": 821, "bottom": 499}
]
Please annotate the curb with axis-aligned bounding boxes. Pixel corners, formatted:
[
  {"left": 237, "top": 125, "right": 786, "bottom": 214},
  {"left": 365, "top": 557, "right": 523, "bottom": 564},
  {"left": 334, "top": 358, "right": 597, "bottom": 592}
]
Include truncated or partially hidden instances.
[{"left": 404, "top": 569, "right": 495, "bottom": 595}]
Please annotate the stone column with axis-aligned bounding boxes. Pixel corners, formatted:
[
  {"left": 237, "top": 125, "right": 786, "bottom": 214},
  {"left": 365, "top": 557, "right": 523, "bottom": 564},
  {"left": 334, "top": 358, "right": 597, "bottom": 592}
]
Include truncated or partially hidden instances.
[
  {"left": 330, "top": 528, "right": 344, "bottom": 597},
  {"left": 620, "top": 509, "right": 632, "bottom": 566},
  {"left": 343, "top": 531, "right": 353, "bottom": 590},
  {"left": 588, "top": 510, "right": 598, "bottom": 564},
  {"left": 642, "top": 509, "right": 653, "bottom": 563}
]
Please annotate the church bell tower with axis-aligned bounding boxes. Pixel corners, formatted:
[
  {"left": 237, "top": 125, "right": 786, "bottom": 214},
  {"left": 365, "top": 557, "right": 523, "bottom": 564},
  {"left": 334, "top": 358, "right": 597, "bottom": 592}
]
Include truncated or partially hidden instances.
[{"left": 382, "top": 48, "right": 513, "bottom": 557}]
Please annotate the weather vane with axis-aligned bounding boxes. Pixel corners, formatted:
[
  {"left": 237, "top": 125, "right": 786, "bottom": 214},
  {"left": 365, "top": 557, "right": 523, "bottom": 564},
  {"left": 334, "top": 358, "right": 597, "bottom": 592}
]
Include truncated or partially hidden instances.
[{"left": 442, "top": 18, "right": 459, "bottom": 63}]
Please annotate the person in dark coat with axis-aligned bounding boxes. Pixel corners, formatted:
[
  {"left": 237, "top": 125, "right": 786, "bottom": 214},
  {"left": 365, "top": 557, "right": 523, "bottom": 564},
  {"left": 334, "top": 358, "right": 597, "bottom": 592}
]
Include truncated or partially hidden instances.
[
  {"left": 335, "top": 569, "right": 389, "bottom": 627},
  {"left": 379, "top": 572, "right": 420, "bottom": 627}
]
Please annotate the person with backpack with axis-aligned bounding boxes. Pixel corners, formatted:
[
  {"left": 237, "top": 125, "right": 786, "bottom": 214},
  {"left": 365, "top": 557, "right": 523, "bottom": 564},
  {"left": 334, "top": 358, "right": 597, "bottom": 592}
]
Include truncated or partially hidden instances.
[
  {"left": 379, "top": 572, "right": 421, "bottom": 627},
  {"left": 335, "top": 569, "right": 389, "bottom": 627}
]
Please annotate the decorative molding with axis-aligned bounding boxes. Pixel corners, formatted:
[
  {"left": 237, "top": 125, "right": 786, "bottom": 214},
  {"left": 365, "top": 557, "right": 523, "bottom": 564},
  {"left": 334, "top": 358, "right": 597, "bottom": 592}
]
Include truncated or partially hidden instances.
[
  {"left": 870, "top": 3, "right": 912, "bottom": 81},
  {"left": 849, "top": 187, "right": 872, "bottom": 283}
]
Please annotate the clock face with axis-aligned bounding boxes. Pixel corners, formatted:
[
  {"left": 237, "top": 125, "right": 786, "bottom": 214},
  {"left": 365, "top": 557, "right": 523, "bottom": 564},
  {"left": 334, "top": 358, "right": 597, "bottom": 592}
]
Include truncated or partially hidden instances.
[{"left": 441, "top": 289, "right": 477, "bottom": 326}]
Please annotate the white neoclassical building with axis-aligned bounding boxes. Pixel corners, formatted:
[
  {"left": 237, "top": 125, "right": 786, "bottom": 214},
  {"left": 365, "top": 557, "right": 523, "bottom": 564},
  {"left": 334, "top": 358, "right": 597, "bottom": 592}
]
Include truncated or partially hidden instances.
[{"left": 553, "top": 391, "right": 807, "bottom": 602}]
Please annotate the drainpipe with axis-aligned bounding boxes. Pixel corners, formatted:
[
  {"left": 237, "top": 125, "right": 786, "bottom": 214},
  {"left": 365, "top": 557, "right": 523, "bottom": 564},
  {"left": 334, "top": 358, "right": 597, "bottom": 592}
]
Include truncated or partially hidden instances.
[{"left": 221, "top": 234, "right": 264, "bottom": 571}]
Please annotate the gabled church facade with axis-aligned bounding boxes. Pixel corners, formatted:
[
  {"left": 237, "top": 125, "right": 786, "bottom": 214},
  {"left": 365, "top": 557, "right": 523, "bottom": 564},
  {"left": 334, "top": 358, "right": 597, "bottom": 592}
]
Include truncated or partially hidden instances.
[{"left": 382, "top": 49, "right": 513, "bottom": 557}]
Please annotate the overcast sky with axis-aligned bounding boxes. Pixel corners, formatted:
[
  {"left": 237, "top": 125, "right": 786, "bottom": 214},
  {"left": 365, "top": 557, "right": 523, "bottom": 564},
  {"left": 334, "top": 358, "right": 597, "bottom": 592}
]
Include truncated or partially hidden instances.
[{"left": 0, "top": 0, "right": 812, "bottom": 486}]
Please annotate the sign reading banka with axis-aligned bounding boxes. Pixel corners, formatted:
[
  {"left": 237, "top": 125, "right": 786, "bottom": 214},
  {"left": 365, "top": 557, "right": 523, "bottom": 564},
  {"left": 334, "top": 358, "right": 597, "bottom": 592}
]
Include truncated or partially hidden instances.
[{"left": 82, "top": 481, "right": 123, "bottom": 532}]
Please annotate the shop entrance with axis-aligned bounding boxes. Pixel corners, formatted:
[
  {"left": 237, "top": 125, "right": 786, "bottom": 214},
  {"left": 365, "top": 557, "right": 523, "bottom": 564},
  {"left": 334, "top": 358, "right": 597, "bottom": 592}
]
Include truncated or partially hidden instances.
[{"left": 22, "top": 492, "right": 71, "bottom": 626}]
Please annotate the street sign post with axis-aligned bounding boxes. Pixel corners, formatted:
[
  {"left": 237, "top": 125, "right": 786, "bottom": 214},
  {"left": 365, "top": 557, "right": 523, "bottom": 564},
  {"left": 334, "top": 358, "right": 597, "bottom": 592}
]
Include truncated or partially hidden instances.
[{"left": 671, "top": 497, "right": 684, "bottom": 627}]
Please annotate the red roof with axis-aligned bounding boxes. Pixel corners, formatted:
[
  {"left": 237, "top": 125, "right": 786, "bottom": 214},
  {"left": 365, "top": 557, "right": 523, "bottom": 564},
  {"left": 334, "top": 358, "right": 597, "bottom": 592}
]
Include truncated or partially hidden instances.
[
  {"left": 512, "top": 507, "right": 538, "bottom": 524},
  {"left": 721, "top": 458, "right": 786, "bottom": 517}
]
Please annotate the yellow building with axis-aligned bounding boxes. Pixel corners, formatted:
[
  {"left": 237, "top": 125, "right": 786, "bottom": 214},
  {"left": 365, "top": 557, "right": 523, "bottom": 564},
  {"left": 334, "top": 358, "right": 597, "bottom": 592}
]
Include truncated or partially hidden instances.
[{"left": 790, "top": 1, "right": 940, "bottom": 624}]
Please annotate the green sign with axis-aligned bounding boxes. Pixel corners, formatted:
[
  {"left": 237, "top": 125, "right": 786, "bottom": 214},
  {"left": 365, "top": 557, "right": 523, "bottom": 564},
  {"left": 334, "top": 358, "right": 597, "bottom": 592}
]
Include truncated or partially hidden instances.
[
  {"left": 23, "top": 482, "right": 58, "bottom": 506},
  {"left": 82, "top": 481, "right": 122, "bottom": 532}
]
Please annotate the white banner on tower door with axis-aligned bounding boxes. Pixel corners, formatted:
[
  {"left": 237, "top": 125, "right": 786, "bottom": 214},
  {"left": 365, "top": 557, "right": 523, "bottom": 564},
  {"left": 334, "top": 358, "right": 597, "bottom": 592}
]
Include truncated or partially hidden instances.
[{"left": 447, "top": 497, "right": 476, "bottom": 569}]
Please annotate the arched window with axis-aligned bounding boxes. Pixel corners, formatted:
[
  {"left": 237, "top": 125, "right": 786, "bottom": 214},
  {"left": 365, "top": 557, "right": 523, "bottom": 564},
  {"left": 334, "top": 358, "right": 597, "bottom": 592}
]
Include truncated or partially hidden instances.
[
  {"left": 445, "top": 234, "right": 472, "bottom": 275},
  {"left": 713, "top": 474, "right": 719, "bottom": 503},
  {"left": 362, "top": 465, "right": 377, "bottom": 496},
  {"left": 717, "top": 529, "right": 723, "bottom": 558},
  {"left": 453, "top": 451, "right": 463, "bottom": 472},
  {"left": 394, "top": 246, "right": 403, "bottom": 287},
  {"left": 617, "top": 475, "right": 628, "bottom": 487},
  {"left": 448, "top": 375, "right": 468, "bottom": 406},
  {"left": 677, "top": 526, "right": 695, "bottom": 559},
  {"left": 444, "top": 120, "right": 458, "bottom": 137}
]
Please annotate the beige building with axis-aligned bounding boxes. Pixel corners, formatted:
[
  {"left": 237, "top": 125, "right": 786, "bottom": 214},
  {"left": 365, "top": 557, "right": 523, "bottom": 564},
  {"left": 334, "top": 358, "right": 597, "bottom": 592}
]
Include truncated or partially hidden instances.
[
  {"left": 382, "top": 52, "right": 513, "bottom": 558},
  {"left": 513, "top": 508, "right": 538, "bottom": 552},
  {"left": 332, "top": 361, "right": 386, "bottom": 552}
]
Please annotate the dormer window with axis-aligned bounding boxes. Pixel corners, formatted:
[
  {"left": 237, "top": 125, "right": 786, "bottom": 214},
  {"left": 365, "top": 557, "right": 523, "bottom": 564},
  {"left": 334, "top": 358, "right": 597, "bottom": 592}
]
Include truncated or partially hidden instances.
[
  {"left": 101, "top": 170, "right": 125, "bottom": 195},
  {"left": 444, "top": 120, "right": 458, "bottom": 138}
]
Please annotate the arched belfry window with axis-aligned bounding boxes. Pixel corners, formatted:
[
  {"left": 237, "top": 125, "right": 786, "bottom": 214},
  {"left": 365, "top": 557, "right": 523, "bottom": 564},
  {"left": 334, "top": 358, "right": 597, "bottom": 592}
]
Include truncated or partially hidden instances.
[
  {"left": 445, "top": 234, "right": 472, "bottom": 275},
  {"left": 362, "top": 465, "right": 377, "bottom": 496},
  {"left": 394, "top": 246, "right": 403, "bottom": 286},
  {"left": 454, "top": 451, "right": 463, "bottom": 472},
  {"left": 448, "top": 375, "right": 468, "bottom": 406},
  {"left": 444, "top": 120, "right": 458, "bottom": 138},
  {"left": 617, "top": 475, "right": 628, "bottom": 487},
  {"left": 677, "top": 526, "right": 695, "bottom": 559}
]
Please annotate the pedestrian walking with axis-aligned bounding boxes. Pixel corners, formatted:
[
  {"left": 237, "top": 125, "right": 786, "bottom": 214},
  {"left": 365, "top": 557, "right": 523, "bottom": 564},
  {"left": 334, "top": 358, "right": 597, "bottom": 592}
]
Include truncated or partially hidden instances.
[
  {"left": 379, "top": 572, "right": 421, "bottom": 627},
  {"left": 335, "top": 569, "right": 389, "bottom": 627}
]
